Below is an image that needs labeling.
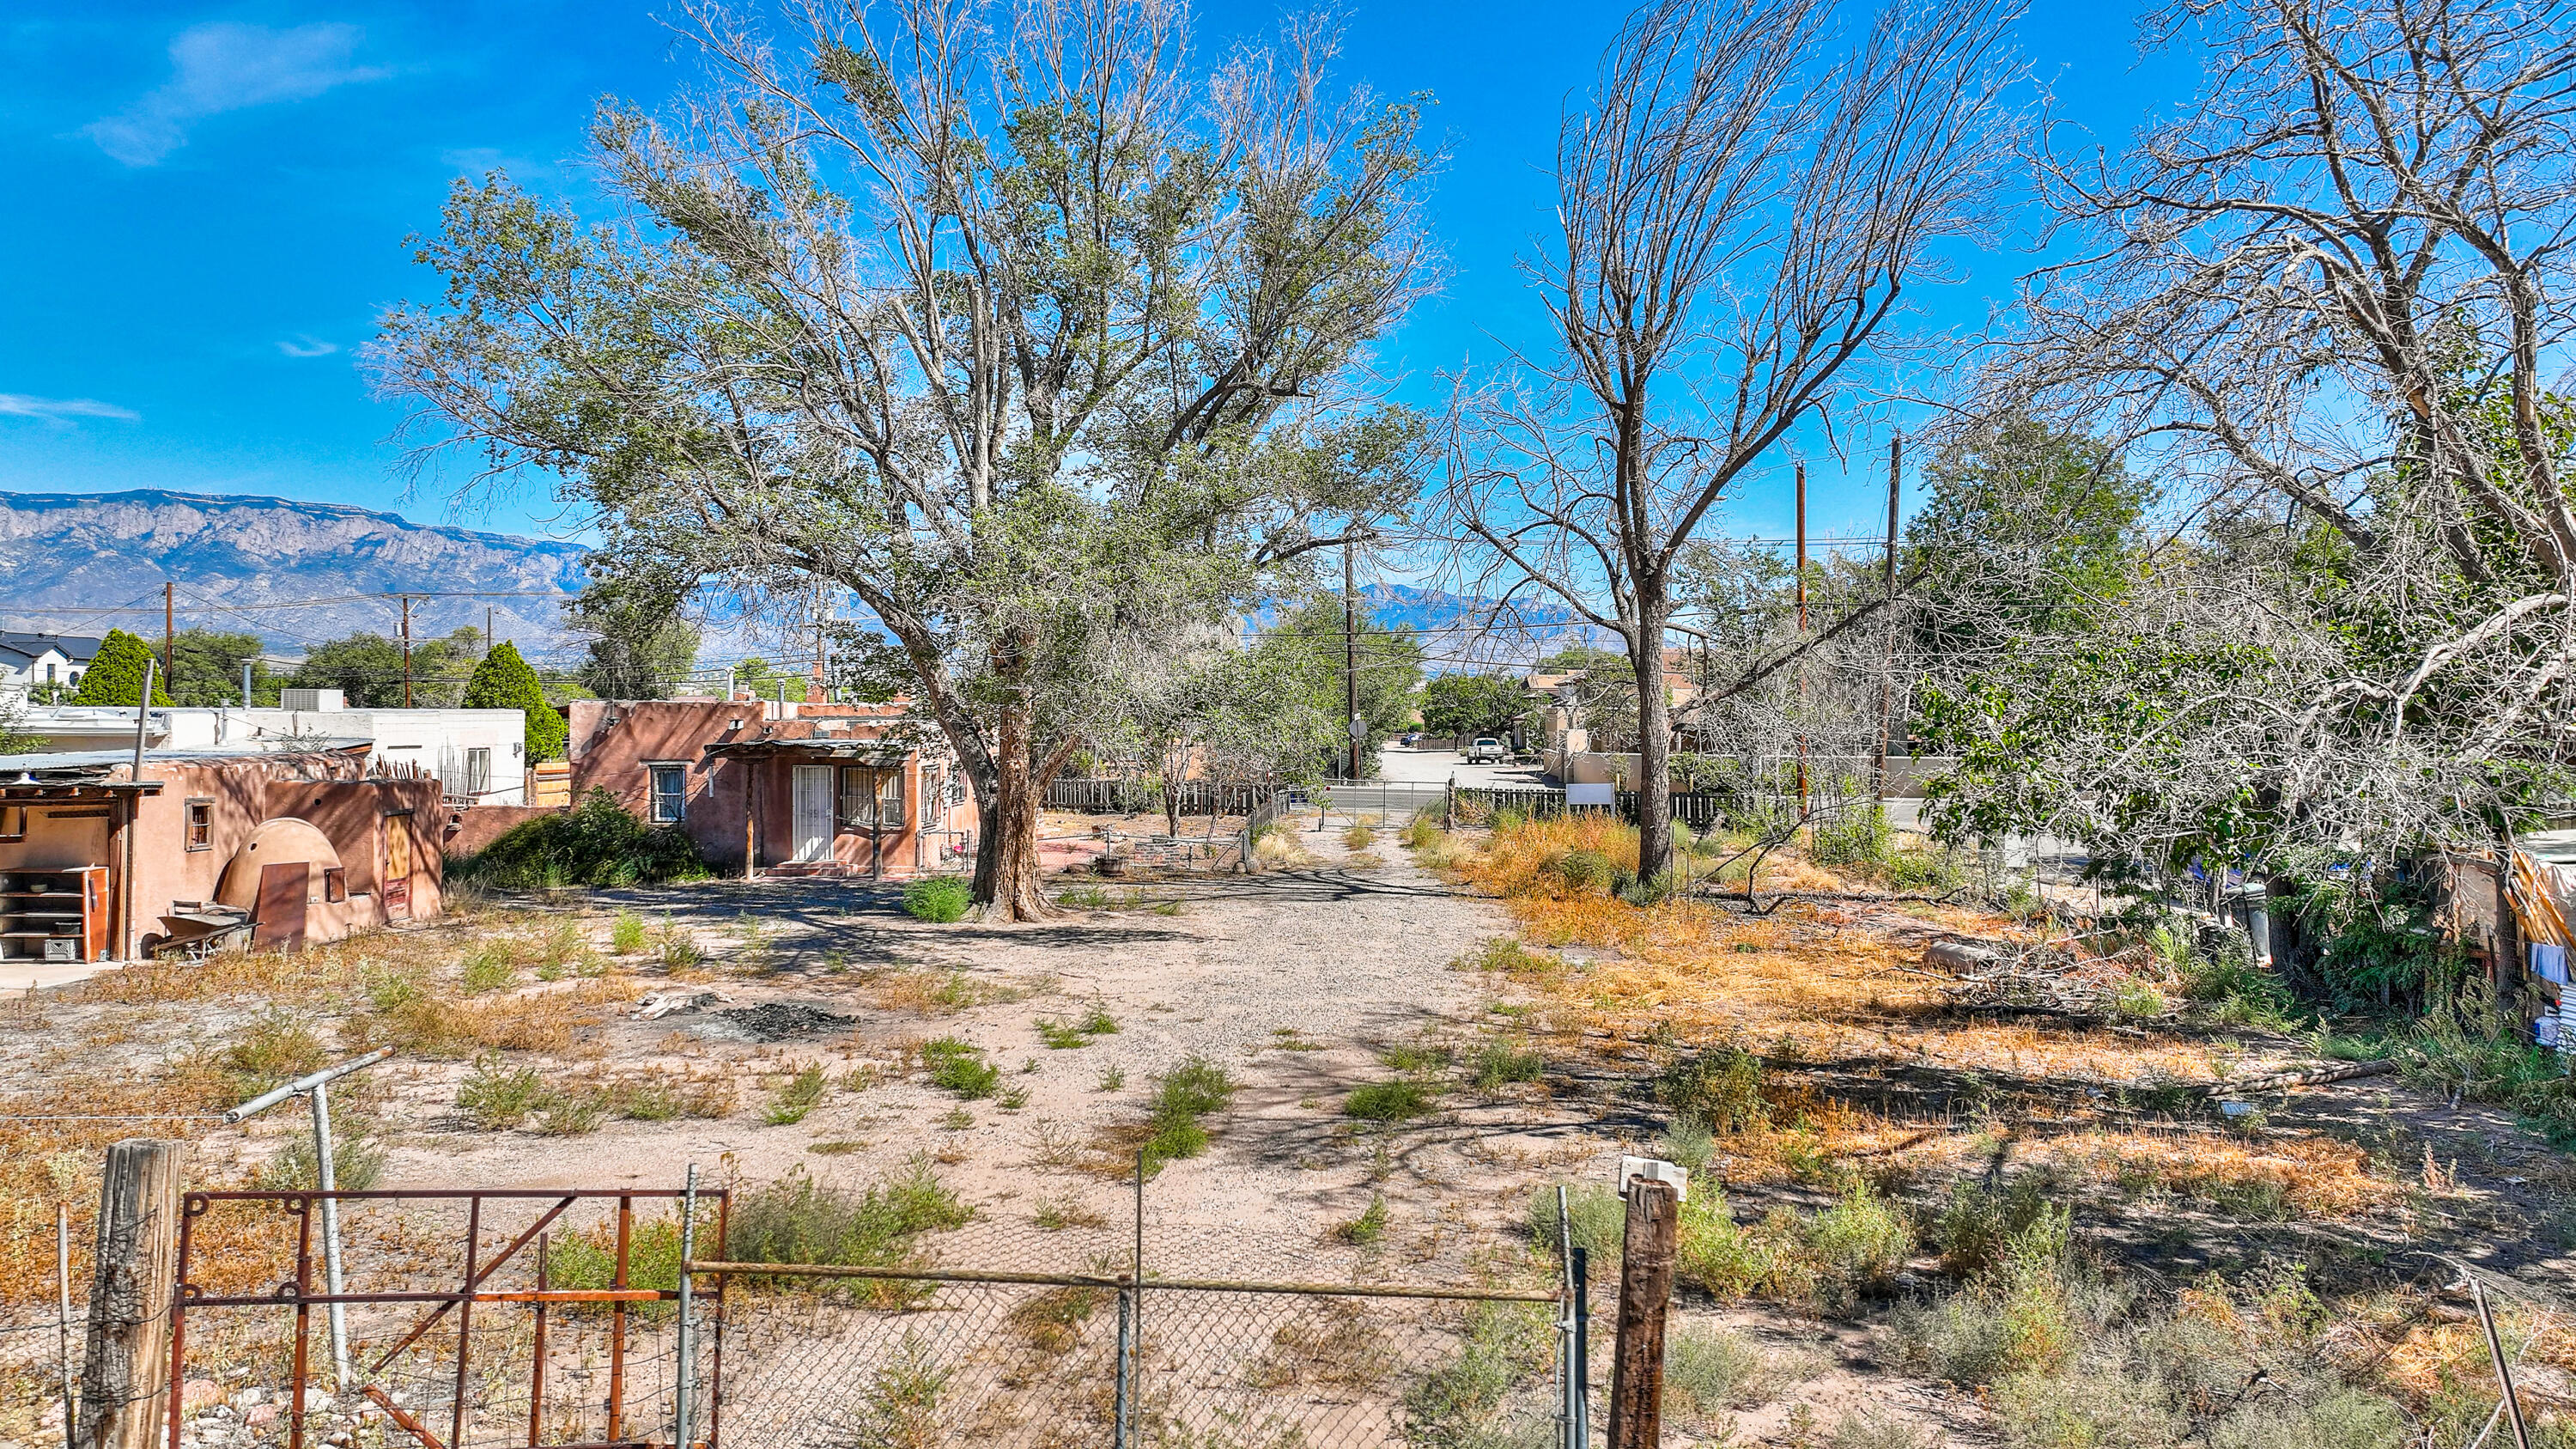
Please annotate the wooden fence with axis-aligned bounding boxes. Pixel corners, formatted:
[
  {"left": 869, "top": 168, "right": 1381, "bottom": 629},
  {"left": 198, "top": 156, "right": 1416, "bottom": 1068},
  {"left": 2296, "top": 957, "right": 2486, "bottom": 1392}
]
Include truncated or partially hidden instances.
[
  {"left": 1450, "top": 785, "right": 1735, "bottom": 829},
  {"left": 1046, "top": 777, "right": 1280, "bottom": 819}
]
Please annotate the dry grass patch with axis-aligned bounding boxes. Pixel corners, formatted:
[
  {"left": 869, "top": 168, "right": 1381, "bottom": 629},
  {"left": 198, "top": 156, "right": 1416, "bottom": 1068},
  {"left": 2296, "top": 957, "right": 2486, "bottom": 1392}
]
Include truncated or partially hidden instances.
[
  {"left": 347, "top": 972, "right": 642, "bottom": 1058},
  {"left": 2032, "top": 1128, "right": 2402, "bottom": 1221},
  {"left": 867, "top": 967, "right": 1040, "bottom": 1015}
]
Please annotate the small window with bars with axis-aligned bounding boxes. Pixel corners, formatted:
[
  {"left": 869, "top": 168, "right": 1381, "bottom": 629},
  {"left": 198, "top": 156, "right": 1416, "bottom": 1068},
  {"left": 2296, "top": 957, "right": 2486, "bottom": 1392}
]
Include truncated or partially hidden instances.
[{"left": 185, "top": 799, "right": 214, "bottom": 851}]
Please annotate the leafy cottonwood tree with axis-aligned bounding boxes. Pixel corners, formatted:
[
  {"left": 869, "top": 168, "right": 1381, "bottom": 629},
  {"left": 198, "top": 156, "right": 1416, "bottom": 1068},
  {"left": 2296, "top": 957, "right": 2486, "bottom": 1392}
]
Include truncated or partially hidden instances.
[
  {"left": 1250, "top": 597, "right": 1425, "bottom": 776},
  {"left": 289, "top": 630, "right": 483, "bottom": 708},
  {"left": 1418, "top": 673, "right": 1527, "bottom": 740},
  {"left": 375, "top": 0, "right": 1436, "bottom": 916},
  {"left": 167, "top": 629, "right": 269, "bottom": 706},
  {"left": 1436, "top": 0, "right": 2024, "bottom": 880},
  {"left": 570, "top": 573, "right": 700, "bottom": 701}
]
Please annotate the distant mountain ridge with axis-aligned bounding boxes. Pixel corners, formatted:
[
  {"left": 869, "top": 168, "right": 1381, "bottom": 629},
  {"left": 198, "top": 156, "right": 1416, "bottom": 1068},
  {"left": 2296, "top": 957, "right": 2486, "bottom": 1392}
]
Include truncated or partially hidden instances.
[{"left": 0, "top": 490, "right": 589, "bottom": 659}]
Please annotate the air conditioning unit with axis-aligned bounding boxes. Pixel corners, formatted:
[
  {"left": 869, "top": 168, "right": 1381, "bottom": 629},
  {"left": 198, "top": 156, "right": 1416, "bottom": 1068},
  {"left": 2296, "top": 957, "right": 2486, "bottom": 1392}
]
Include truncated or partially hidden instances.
[{"left": 282, "top": 688, "right": 346, "bottom": 711}]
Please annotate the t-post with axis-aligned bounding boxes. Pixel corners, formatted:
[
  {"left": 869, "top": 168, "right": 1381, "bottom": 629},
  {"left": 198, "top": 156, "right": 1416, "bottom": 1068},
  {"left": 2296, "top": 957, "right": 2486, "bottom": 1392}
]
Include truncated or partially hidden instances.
[{"left": 224, "top": 1048, "right": 392, "bottom": 1389}]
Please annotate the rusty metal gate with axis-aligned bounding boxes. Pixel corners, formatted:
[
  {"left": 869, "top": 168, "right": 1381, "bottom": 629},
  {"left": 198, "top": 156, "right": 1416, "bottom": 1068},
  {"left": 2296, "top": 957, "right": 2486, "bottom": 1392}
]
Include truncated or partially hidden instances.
[{"left": 167, "top": 1187, "right": 726, "bottom": 1449}]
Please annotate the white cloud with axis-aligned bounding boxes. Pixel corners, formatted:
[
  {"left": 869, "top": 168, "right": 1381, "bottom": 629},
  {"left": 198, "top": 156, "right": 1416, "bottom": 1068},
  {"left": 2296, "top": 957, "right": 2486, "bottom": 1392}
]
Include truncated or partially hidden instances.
[
  {"left": 86, "top": 22, "right": 390, "bottom": 167},
  {"left": 0, "top": 394, "right": 142, "bottom": 423},
  {"left": 276, "top": 335, "right": 338, "bottom": 358}
]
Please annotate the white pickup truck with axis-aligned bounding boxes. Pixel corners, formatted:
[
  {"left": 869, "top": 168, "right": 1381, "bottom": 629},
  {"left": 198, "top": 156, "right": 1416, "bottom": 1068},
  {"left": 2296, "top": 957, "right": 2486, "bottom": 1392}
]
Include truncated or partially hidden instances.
[{"left": 1463, "top": 736, "right": 1508, "bottom": 764}]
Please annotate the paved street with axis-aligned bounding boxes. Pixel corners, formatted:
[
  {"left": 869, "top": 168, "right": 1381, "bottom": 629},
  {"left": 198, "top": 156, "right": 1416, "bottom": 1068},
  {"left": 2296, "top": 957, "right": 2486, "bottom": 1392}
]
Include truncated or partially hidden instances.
[{"left": 1376, "top": 743, "right": 1549, "bottom": 788}]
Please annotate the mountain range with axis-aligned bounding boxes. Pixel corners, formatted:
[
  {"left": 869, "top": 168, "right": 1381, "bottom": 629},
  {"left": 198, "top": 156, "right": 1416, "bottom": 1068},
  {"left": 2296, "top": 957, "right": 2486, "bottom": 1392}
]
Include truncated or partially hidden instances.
[
  {"left": 0, "top": 488, "right": 1601, "bottom": 673},
  {"left": 0, "top": 490, "right": 590, "bottom": 661}
]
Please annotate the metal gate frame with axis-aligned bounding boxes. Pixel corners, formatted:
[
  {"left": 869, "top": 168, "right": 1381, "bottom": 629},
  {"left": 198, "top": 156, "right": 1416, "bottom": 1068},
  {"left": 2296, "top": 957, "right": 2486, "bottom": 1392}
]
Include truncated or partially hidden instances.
[{"left": 168, "top": 1187, "right": 728, "bottom": 1449}]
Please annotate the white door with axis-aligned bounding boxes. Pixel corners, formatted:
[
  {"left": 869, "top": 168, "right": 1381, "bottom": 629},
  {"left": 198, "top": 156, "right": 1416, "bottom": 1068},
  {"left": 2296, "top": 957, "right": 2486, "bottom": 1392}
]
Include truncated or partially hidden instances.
[{"left": 792, "top": 765, "right": 835, "bottom": 863}]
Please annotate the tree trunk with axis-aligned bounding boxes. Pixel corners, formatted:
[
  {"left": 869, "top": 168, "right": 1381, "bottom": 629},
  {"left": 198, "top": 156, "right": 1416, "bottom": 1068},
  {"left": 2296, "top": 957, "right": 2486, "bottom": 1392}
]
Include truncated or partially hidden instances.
[
  {"left": 970, "top": 695, "right": 1054, "bottom": 921},
  {"left": 1631, "top": 614, "right": 1674, "bottom": 886}
]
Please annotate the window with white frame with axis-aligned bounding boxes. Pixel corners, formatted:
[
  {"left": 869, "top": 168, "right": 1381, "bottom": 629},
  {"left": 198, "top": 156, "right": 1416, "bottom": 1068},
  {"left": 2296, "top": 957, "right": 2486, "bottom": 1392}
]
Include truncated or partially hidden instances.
[{"left": 648, "top": 764, "right": 688, "bottom": 823}]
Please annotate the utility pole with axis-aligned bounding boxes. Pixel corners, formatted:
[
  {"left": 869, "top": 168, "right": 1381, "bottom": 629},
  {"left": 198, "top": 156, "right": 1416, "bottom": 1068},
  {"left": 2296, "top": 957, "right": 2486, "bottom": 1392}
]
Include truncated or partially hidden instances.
[
  {"left": 400, "top": 597, "right": 414, "bottom": 708},
  {"left": 486, "top": 606, "right": 494, "bottom": 658},
  {"left": 1344, "top": 532, "right": 1360, "bottom": 782},
  {"left": 161, "top": 582, "right": 174, "bottom": 691},
  {"left": 1874, "top": 434, "right": 1901, "bottom": 805},
  {"left": 1794, "top": 463, "right": 1808, "bottom": 813}
]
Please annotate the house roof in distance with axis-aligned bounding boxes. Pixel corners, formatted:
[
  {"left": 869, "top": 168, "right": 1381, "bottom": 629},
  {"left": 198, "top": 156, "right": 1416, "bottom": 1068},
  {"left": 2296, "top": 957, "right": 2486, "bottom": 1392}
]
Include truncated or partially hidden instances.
[{"left": 0, "top": 632, "right": 102, "bottom": 667}]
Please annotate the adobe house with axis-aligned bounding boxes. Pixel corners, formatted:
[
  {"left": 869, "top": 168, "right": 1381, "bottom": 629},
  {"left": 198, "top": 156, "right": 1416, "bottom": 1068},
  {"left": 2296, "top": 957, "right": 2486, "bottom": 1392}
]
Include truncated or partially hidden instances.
[
  {"left": 443, "top": 698, "right": 974, "bottom": 877},
  {"left": 0, "top": 744, "right": 445, "bottom": 961}
]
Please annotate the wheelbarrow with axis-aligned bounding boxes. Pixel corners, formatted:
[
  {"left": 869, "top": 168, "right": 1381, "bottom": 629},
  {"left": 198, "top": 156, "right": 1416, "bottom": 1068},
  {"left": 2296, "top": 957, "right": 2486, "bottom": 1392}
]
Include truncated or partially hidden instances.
[{"left": 151, "top": 903, "right": 253, "bottom": 961}]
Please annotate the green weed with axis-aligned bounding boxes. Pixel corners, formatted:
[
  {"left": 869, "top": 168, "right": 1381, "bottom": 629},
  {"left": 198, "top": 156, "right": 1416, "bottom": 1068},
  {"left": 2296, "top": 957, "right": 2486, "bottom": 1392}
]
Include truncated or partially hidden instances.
[{"left": 766, "top": 1064, "right": 830, "bottom": 1125}]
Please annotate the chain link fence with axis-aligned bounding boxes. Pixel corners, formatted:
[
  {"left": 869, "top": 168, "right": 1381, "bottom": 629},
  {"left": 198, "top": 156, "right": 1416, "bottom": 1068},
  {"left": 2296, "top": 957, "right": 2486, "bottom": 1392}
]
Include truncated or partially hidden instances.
[{"left": 700, "top": 1183, "right": 1580, "bottom": 1449}]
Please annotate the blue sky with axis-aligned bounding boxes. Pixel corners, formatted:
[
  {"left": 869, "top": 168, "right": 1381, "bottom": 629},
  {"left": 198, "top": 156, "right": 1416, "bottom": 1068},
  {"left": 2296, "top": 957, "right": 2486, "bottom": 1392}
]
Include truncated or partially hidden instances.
[{"left": 0, "top": 0, "right": 2181, "bottom": 551}]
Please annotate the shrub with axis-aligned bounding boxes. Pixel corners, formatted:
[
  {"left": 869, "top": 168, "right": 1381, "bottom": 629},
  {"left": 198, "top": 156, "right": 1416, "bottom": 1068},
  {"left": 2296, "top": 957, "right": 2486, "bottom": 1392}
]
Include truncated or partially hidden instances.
[
  {"left": 1675, "top": 1192, "right": 1802, "bottom": 1300},
  {"left": 903, "top": 876, "right": 973, "bottom": 923},
  {"left": 1334, "top": 1195, "right": 1390, "bottom": 1245},
  {"left": 1344, "top": 825, "right": 1379, "bottom": 850},
  {"left": 534, "top": 1092, "right": 606, "bottom": 1135},
  {"left": 923, "top": 1038, "right": 999, "bottom": 1099},
  {"left": 457, "top": 1053, "right": 546, "bottom": 1130},
  {"left": 1077, "top": 1002, "right": 1119, "bottom": 1036},
  {"left": 1552, "top": 849, "right": 1613, "bottom": 895},
  {"left": 1930, "top": 1178, "right": 2055, "bottom": 1277},
  {"left": 1810, "top": 800, "right": 1891, "bottom": 867},
  {"left": 1141, "top": 1056, "right": 1236, "bottom": 1172},
  {"left": 1346, "top": 1079, "right": 1437, "bottom": 1121},
  {"left": 765, "top": 1064, "right": 829, "bottom": 1125},
  {"left": 1614, "top": 868, "right": 1679, "bottom": 906},
  {"left": 453, "top": 788, "right": 708, "bottom": 889},
  {"left": 1657, "top": 1047, "right": 1767, "bottom": 1133},
  {"left": 1470, "top": 1041, "right": 1544, "bottom": 1090},
  {"left": 1663, "top": 1324, "right": 1778, "bottom": 1422},
  {"left": 1526, "top": 1183, "right": 1625, "bottom": 1259},
  {"left": 610, "top": 910, "right": 647, "bottom": 954},
  {"left": 713, "top": 1159, "right": 971, "bottom": 1280},
  {"left": 1659, "top": 1115, "right": 1716, "bottom": 1173},
  {"left": 1400, "top": 1301, "right": 1553, "bottom": 1446},
  {"left": 1398, "top": 816, "right": 1441, "bottom": 850},
  {"left": 1806, "top": 1182, "right": 1912, "bottom": 1292},
  {"left": 222, "top": 1009, "right": 325, "bottom": 1093},
  {"left": 1827, "top": 1411, "right": 1936, "bottom": 1449},
  {"left": 254, "top": 1126, "right": 386, "bottom": 1192},
  {"left": 460, "top": 941, "right": 519, "bottom": 994},
  {"left": 1881, "top": 844, "right": 1964, "bottom": 892}
]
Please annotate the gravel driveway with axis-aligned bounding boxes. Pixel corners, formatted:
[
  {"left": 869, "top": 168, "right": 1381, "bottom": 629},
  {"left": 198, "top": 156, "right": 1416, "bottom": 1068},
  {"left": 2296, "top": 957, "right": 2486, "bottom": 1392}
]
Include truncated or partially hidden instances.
[{"left": 408, "top": 813, "right": 1526, "bottom": 1260}]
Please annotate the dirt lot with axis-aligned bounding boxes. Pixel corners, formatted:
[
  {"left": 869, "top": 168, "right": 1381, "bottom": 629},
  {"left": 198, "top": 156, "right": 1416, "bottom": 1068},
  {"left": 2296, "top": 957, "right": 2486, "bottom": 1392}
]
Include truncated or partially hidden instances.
[{"left": 3, "top": 806, "right": 2573, "bottom": 1447}]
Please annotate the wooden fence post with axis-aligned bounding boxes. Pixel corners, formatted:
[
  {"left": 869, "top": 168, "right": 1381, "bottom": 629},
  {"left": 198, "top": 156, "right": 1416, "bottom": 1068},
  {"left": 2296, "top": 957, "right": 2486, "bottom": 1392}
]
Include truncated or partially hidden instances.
[
  {"left": 1606, "top": 1178, "right": 1678, "bottom": 1449},
  {"left": 78, "top": 1139, "right": 185, "bottom": 1449}
]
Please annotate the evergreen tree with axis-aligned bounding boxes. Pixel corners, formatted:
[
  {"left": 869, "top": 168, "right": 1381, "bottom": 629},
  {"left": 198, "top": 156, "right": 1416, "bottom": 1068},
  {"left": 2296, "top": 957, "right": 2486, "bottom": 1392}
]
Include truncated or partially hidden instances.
[
  {"left": 462, "top": 642, "right": 567, "bottom": 762},
  {"left": 70, "top": 630, "right": 173, "bottom": 706}
]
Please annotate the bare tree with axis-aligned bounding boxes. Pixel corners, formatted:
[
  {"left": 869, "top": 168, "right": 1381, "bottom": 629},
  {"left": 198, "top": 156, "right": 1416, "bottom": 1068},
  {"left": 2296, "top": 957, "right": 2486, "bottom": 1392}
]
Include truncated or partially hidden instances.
[
  {"left": 1433, "top": 0, "right": 2023, "bottom": 880},
  {"left": 1990, "top": 0, "right": 2576, "bottom": 857},
  {"left": 374, "top": 0, "right": 1434, "bottom": 916}
]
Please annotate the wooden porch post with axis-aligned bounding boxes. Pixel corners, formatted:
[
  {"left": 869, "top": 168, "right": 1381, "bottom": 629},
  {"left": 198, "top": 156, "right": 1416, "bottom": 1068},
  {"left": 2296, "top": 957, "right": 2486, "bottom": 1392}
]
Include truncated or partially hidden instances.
[{"left": 744, "top": 758, "right": 759, "bottom": 881}]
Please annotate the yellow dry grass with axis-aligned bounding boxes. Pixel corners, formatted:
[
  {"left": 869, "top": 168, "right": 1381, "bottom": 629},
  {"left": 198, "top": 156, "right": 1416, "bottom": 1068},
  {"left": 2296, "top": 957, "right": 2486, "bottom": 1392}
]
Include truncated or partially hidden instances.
[
  {"left": 1446, "top": 815, "right": 2409, "bottom": 1224},
  {"left": 2025, "top": 1128, "right": 2401, "bottom": 1220},
  {"left": 0, "top": 908, "right": 651, "bottom": 1306}
]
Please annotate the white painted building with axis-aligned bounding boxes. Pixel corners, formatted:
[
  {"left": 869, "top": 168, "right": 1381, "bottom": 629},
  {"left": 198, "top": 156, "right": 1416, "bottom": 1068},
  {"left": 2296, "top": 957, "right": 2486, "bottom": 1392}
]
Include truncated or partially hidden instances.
[
  {"left": 14, "top": 705, "right": 532, "bottom": 805},
  {"left": 0, "top": 633, "right": 100, "bottom": 698}
]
